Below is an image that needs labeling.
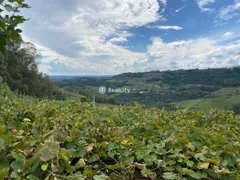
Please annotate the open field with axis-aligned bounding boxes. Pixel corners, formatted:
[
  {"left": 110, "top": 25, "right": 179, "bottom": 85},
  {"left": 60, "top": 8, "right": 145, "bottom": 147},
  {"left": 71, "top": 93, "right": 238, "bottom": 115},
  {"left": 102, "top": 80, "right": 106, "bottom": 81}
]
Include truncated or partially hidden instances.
[{"left": 171, "top": 92, "right": 240, "bottom": 112}]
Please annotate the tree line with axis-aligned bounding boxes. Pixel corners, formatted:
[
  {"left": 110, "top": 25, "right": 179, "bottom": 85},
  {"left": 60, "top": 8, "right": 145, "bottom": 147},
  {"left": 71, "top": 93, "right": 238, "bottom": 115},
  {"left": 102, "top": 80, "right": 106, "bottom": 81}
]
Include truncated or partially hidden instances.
[{"left": 0, "top": 0, "right": 65, "bottom": 100}]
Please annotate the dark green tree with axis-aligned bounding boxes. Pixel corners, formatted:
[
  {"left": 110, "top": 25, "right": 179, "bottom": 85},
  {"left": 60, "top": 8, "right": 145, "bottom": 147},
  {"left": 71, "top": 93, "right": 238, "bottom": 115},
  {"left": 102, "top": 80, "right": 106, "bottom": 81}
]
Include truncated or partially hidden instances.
[
  {"left": 3, "top": 39, "right": 66, "bottom": 99},
  {"left": 232, "top": 103, "right": 240, "bottom": 115},
  {"left": 0, "top": 0, "right": 30, "bottom": 52},
  {"left": 0, "top": 1, "right": 66, "bottom": 100}
]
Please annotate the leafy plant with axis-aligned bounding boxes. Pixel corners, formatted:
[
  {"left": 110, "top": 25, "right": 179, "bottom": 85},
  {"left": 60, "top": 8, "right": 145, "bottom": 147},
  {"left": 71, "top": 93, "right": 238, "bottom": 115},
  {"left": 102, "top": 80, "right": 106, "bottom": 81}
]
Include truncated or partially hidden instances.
[
  {"left": 0, "top": 85, "right": 239, "bottom": 179},
  {"left": 0, "top": 0, "right": 30, "bottom": 52}
]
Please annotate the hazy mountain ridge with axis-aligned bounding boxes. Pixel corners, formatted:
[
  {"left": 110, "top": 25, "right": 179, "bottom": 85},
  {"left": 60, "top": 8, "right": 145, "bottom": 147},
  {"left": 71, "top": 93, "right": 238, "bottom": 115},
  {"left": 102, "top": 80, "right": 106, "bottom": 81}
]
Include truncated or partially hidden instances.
[{"left": 55, "top": 67, "right": 240, "bottom": 113}]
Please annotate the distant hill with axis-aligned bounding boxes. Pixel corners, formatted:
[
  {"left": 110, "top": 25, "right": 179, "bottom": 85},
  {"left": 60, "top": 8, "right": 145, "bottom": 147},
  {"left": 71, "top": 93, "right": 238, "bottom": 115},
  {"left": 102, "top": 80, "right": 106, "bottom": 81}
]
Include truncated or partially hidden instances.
[
  {"left": 54, "top": 67, "right": 240, "bottom": 113},
  {"left": 114, "top": 67, "right": 240, "bottom": 86},
  {"left": 50, "top": 75, "right": 113, "bottom": 81}
]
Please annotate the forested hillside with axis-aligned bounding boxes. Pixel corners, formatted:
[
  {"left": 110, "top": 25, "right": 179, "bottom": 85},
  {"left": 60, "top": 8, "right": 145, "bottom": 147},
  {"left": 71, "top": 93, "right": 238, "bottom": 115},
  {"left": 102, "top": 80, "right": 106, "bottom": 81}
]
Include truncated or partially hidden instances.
[
  {"left": 55, "top": 67, "right": 240, "bottom": 113},
  {"left": 114, "top": 68, "right": 240, "bottom": 86}
]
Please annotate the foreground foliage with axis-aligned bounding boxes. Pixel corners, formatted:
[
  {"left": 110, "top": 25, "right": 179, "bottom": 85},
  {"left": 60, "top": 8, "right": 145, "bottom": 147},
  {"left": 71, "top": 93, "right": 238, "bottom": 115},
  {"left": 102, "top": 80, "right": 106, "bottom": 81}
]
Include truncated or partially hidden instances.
[{"left": 0, "top": 84, "right": 240, "bottom": 180}]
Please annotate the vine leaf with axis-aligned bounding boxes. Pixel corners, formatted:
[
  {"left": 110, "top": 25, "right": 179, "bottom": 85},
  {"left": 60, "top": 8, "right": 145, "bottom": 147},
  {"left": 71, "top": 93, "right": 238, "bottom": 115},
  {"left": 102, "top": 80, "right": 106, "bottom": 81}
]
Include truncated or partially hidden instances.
[
  {"left": 162, "top": 172, "right": 177, "bottom": 180},
  {"left": 39, "top": 141, "right": 60, "bottom": 162},
  {"left": 93, "top": 174, "right": 109, "bottom": 180}
]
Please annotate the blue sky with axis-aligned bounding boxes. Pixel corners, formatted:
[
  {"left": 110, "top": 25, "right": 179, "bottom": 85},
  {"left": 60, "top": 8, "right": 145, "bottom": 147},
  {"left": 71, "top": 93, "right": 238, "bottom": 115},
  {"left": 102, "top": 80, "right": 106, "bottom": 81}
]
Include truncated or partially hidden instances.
[{"left": 20, "top": 0, "right": 240, "bottom": 75}]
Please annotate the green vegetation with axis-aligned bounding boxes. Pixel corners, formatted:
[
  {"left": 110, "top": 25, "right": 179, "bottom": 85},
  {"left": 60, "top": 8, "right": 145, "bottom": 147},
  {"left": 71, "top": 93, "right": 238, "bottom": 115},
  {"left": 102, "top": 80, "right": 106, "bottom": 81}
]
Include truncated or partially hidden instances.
[
  {"left": 0, "top": 0, "right": 65, "bottom": 100},
  {"left": 0, "top": 0, "right": 30, "bottom": 51},
  {"left": 0, "top": 81, "right": 240, "bottom": 179},
  {"left": 0, "top": 1, "right": 240, "bottom": 179},
  {"left": 55, "top": 67, "right": 240, "bottom": 113},
  {"left": 171, "top": 92, "right": 240, "bottom": 114}
]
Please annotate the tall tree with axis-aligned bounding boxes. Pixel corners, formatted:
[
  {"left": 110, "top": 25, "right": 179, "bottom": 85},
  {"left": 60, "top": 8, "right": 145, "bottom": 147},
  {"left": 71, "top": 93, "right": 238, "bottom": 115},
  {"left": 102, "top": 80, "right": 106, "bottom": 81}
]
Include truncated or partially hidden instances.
[
  {"left": 0, "top": 0, "right": 30, "bottom": 80},
  {"left": 0, "top": 0, "right": 30, "bottom": 52},
  {"left": 0, "top": 1, "right": 66, "bottom": 100},
  {"left": 3, "top": 38, "right": 65, "bottom": 99}
]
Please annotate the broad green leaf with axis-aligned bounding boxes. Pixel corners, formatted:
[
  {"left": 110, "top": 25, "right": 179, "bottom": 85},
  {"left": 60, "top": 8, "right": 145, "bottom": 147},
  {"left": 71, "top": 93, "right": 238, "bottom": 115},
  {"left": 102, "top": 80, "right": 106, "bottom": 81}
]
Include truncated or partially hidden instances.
[
  {"left": 88, "top": 155, "right": 98, "bottom": 163},
  {"left": 77, "top": 158, "right": 86, "bottom": 168},
  {"left": 11, "top": 15, "right": 27, "bottom": 24},
  {"left": 11, "top": 152, "right": 25, "bottom": 161},
  {"left": 10, "top": 159, "right": 25, "bottom": 172},
  {"left": 39, "top": 148, "right": 55, "bottom": 162},
  {"left": 162, "top": 172, "right": 177, "bottom": 180},
  {"left": 10, "top": 170, "right": 19, "bottom": 179},
  {"left": 21, "top": 3, "right": 31, "bottom": 8},
  {"left": 0, "top": 168, "right": 9, "bottom": 179},
  {"left": 186, "top": 143, "right": 195, "bottom": 151},
  {"left": 199, "top": 162, "right": 209, "bottom": 169},
  {"left": 186, "top": 160, "right": 194, "bottom": 168},
  {"left": 26, "top": 174, "right": 39, "bottom": 180},
  {"left": 41, "top": 163, "right": 48, "bottom": 171},
  {"left": 8, "top": 0, "right": 24, "bottom": 4},
  {"left": 66, "top": 172, "right": 86, "bottom": 180},
  {"left": 213, "top": 166, "right": 230, "bottom": 174},
  {"left": 194, "top": 152, "right": 206, "bottom": 161},
  {"left": 189, "top": 172, "right": 206, "bottom": 180},
  {"left": 4, "top": 4, "right": 15, "bottom": 12},
  {"left": 0, "top": 158, "right": 9, "bottom": 169},
  {"left": 182, "top": 168, "right": 194, "bottom": 175},
  {"left": 30, "top": 140, "right": 38, "bottom": 146},
  {"left": 86, "top": 144, "right": 93, "bottom": 152},
  {"left": 39, "top": 141, "right": 60, "bottom": 161},
  {"left": 9, "top": 32, "right": 20, "bottom": 40},
  {"left": 61, "top": 161, "right": 74, "bottom": 174},
  {"left": 23, "top": 118, "right": 31, "bottom": 122},
  {"left": 93, "top": 174, "right": 109, "bottom": 180}
]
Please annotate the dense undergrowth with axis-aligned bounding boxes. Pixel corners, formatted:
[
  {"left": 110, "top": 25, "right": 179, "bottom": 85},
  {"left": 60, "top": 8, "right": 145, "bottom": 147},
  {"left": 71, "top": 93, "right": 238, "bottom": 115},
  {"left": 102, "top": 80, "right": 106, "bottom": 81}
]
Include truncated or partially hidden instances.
[{"left": 0, "top": 80, "right": 240, "bottom": 180}]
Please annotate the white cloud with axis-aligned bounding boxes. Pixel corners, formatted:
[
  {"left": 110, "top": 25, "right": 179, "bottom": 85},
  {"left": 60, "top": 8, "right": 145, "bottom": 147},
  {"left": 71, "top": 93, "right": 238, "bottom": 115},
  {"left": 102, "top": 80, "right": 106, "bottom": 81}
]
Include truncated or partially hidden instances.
[
  {"left": 143, "top": 37, "right": 240, "bottom": 70},
  {"left": 38, "top": 65, "right": 52, "bottom": 74},
  {"left": 21, "top": 0, "right": 162, "bottom": 75},
  {"left": 160, "top": 0, "right": 167, "bottom": 6},
  {"left": 20, "top": 0, "right": 240, "bottom": 75},
  {"left": 109, "top": 37, "right": 128, "bottom": 43},
  {"left": 148, "top": 25, "right": 183, "bottom": 30},
  {"left": 175, "top": 6, "right": 186, "bottom": 13},
  {"left": 196, "top": 0, "right": 216, "bottom": 12},
  {"left": 28, "top": 35, "right": 240, "bottom": 75},
  {"left": 224, "top": 32, "right": 234, "bottom": 37},
  {"left": 217, "top": 0, "right": 240, "bottom": 21},
  {"left": 30, "top": 39, "right": 146, "bottom": 75}
]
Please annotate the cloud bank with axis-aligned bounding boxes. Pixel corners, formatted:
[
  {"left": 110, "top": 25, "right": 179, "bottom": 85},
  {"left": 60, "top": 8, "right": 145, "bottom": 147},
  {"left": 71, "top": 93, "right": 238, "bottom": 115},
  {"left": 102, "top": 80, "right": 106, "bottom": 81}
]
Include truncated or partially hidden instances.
[
  {"left": 148, "top": 25, "right": 183, "bottom": 30},
  {"left": 217, "top": 0, "right": 240, "bottom": 20},
  {"left": 20, "top": 0, "right": 240, "bottom": 75}
]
